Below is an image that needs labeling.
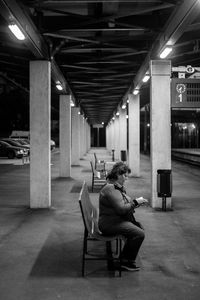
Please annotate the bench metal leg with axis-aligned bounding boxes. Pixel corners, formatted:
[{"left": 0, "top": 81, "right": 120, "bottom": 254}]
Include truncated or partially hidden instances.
[
  {"left": 82, "top": 230, "right": 87, "bottom": 277},
  {"left": 106, "top": 241, "right": 114, "bottom": 270}
]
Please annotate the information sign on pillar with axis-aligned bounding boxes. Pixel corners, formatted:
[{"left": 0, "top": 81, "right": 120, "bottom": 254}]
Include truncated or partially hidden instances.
[{"left": 171, "top": 78, "right": 200, "bottom": 108}]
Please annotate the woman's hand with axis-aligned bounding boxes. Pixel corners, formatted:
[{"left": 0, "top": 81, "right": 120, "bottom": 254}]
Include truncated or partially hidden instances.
[{"left": 135, "top": 196, "right": 149, "bottom": 206}]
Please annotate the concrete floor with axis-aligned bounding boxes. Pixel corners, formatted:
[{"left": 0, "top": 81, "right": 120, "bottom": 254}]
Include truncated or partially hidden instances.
[{"left": 0, "top": 149, "right": 200, "bottom": 300}]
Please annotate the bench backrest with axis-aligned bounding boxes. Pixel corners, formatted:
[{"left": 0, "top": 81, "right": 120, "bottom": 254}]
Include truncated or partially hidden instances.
[{"left": 79, "top": 181, "right": 101, "bottom": 236}]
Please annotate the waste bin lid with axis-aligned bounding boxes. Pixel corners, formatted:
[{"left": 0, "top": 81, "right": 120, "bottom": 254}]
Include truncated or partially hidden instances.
[{"left": 157, "top": 169, "right": 171, "bottom": 174}]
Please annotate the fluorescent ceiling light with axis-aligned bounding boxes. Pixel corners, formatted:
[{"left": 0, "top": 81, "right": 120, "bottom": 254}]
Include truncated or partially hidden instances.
[
  {"left": 8, "top": 24, "right": 25, "bottom": 40},
  {"left": 159, "top": 47, "right": 172, "bottom": 59},
  {"left": 142, "top": 75, "right": 150, "bottom": 83},
  {"left": 56, "top": 83, "right": 63, "bottom": 91},
  {"left": 133, "top": 89, "right": 139, "bottom": 95},
  {"left": 122, "top": 104, "right": 126, "bottom": 109}
]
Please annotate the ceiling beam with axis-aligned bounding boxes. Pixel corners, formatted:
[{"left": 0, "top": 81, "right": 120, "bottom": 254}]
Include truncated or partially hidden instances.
[
  {"left": 76, "top": 3, "right": 174, "bottom": 27},
  {"left": 129, "top": 0, "right": 200, "bottom": 99},
  {"left": 0, "top": 71, "right": 29, "bottom": 93},
  {"left": 0, "top": 0, "right": 70, "bottom": 94}
]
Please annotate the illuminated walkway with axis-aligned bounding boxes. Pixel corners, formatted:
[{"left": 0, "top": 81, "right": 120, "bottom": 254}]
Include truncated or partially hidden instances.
[{"left": 0, "top": 150, "right": 200, "bottom": 300}]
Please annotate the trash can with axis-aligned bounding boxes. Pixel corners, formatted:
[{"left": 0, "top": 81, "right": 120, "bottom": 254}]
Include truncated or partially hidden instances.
[
  {"left": 121, "top": 150, "right": 127, "bottom": 162},
  {"left": 157, "top": 169, "right": 172, "bottom": 211}
]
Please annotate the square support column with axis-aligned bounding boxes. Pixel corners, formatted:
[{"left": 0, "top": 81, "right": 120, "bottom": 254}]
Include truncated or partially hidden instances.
[
  {"left": 119, "top": 106, "right": 127, "bottom": 157},
  {"left": 80, "top": 115, "right": 85, "bottom": 157},
  {"left": 30, "top": 61, "right": 51, "bottom": 208},
  {"left": 128, "top": 93, "right": 140, "bottom": 177},
  {"left": 114, "top": 116, "right": 120, "bottom": 160},
  {"left": 59, "top": 95, "right": 71, "bottom": 177},
  {"left": 150, "top": 60, "right": 172, "bottom": 209},
  {"left": 111, "top": 120, "right": 115, "bottom": 152},
  {"left": 71, "top": 107, "right": 80, "bottom": 165}
]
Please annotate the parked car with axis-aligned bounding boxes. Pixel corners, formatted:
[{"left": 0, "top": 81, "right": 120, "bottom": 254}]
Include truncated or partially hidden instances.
[
  {"left": 0, "top": 140, "right": 25, "bottom": 159},
  {"left": 9, "top": 131, "right": 55, "bottom": 150},
  {"left": 12, "top": 138, "right": 30, "bottom": 148},
  {"left": 0, "top": 138, "right": 29, "bottom": 156}
]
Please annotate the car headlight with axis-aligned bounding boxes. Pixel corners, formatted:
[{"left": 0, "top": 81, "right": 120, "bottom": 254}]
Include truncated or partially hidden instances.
[{"left": 18, "top": 150, "right": 24, "bottom": 154}]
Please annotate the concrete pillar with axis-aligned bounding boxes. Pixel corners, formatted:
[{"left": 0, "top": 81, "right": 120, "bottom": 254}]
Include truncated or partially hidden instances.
[
  {"left": 106, "top": 125, "right": 109, "bottom": 150},
  {"left": 80, "top": 115, "right": 85, "bottom": 157},
  {"left": 85, "top": 122, "right": 89, "bottom": 152},
  {"left": 87, "top": 123, "right": 91, "bottom": 150},
  {"left": 119, "top": 106, "right": 127, "bottom": 160},
  {"left": 144, "top": 105, "right": 148, "bottom": 154},
  {"left": 106, "top": 123, "right": 110, "bottom": 151},
  {"left": 59, "top": 95, "right": 71, "bottom": 177},
  {"left": 71, "top": 107, "right": 80, "bottom": 165},
  {"left": 114, "top": 116, "right": 120, "bottom": 160},
  {"left": 128, "top": 93, "right": 140, "bottom": 177},
  {"left": 150, "top": 60, "right": 171, "bottom": 209},
  {"left": 84, "top": 119, "right": 87, "bottom": 153},
  {"left": 111, "top": 120, "right": 115, "bottom": 152},
  {"left": 30, "top": 60, "right": 51, "bottom": 208},
  {"left": 107, "top": 122, "right": 112, "bottom": 151}
]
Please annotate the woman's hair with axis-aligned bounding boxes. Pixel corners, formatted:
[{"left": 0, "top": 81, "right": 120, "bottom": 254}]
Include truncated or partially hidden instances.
[{"left": 106, "top": 161, "right": 131, "bottom": 181}]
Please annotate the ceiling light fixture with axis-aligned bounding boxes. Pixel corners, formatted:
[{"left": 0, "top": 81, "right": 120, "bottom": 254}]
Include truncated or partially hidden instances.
[
  {"left": 122, "top": 104, "right": 126, "bottom": 109},
  {"left": 133, "top": 89, "right": 139, "bottom": 95},
  {"left": 8, "top": 24, "right": 25, "bottom": 40},
  {"left": 159, "top": 47, "right": 172, "bottom": 59},
  {"left": 142, "top": 75, "right": 150, "bottom": 83},
  {"left": 56, "top": 83, "right": 63, "bottom": 91}
]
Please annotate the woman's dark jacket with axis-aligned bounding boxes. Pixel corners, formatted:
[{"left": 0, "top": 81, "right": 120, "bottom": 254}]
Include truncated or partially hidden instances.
[{"left": 98, "top": 183, "right": 136, "bottom": 233}]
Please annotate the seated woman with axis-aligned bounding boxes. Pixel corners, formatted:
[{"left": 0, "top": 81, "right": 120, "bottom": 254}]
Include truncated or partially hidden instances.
[{"left": 98, "top": 161, "right": 148, "bottom": 271}]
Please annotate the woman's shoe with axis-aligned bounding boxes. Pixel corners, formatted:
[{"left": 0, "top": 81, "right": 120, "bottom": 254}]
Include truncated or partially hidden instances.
[{"left": 121, "top": 261, "right": 140, "bottom": 271}]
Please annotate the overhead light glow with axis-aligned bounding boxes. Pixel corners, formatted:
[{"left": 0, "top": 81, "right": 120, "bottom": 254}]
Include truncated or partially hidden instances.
[
  {"left": 112, "top": 117, "right": 115, "bottom": 120},
  {"left": 126, "top": 115, "right": 129, "bottom": 119},
  {"left": 70, "top": 101, "right": 75, "bottom": 107},
  {"left": 142, "top": 75, "right": 150, "bottom": 83},
  {"left": 133, "top": 89, "right": 139, "bottom": 95},
  {"left": 56, "top": 83, "right": 63, "bottom": 91},
  {"left": 122, "top": 104, "right": 126, "bottom": 109},
  {"left": 159, "top": 47, "right": 172, "bottom": 59},
  {"left": 116, "top": 112, "right": 119, "bottom": 116},
  {"left": 8, "top": 24, "right": 25, "bottom": 40},
  {"left": 102, "top": 122, "right": 104, "bottom": 125}
]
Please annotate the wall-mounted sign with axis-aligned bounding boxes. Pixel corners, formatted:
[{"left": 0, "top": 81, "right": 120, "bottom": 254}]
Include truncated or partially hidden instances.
[
  {"left": 171, "top": 78, "right": 200, "bottom": 108},
  {"left": 176, "top": 83, "right": 186, "bottom": 103},
  {"left": 186, "top": 65, "right": 195, "bottom": 74}
]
